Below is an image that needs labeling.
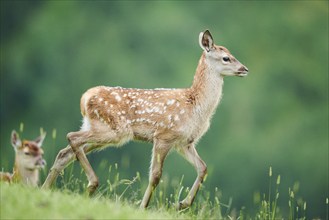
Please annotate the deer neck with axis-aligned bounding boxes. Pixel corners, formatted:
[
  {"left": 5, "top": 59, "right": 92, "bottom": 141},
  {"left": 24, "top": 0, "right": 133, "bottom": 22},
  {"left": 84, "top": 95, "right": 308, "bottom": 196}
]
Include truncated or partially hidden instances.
[
  {"left": 12, "top": 158, "right": 39, "bottom": 187},
  {"left": 189, "top": 53, "right": 224, "bottom": 118}
]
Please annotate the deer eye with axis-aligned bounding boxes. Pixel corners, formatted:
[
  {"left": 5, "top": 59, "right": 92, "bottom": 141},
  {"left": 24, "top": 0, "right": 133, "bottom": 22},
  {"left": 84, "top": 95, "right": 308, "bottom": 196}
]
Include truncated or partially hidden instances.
[
  {"left": 222, "top": 56, "right": 230, "bottom": 62},
  {"left": 24, "top": 152, "right": 31, "bottom": 156}
]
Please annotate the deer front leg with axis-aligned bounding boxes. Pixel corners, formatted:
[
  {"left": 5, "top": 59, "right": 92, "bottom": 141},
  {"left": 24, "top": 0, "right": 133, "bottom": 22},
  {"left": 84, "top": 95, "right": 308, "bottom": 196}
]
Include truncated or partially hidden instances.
[
  {"left": 42, "top": 144, "right": 97, "bottom": 189},
  {"left": 177, "top": 144, "right": 207, "bottom": 210},
  {"left": 67, "top": 131, "right": 99, "bottom": 196},
  {"left": 140, "top": 141, "right": 171, "bottom": 209}
]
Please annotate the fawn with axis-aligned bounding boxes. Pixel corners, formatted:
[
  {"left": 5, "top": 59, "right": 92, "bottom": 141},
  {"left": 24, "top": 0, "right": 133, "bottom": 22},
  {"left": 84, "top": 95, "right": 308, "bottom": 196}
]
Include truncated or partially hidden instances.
[
  {"left": 42, "top": 30, "right": 248, "bottom": 209},
  {"left": 0, "top": 130, "right": 46, "bottom": 187}
]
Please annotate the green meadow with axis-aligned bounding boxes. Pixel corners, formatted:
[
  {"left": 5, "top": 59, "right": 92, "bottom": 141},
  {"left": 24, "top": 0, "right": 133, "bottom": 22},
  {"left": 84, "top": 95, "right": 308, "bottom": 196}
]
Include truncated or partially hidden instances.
[
  {"left": 1, "top": 1, "right": 328, "bottom": 219},
  {"left": 2, "top": 165, "right": 326, "bottom": 219}
]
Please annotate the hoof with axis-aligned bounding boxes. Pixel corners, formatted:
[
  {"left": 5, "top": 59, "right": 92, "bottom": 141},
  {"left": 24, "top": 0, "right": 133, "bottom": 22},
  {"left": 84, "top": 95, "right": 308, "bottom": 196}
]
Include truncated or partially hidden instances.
[
  {"left": 177, "top": 201, "right": 189, "bottom": 211},
  {"left": 87, "top": 182, "right": 99, "bottom": 196}
]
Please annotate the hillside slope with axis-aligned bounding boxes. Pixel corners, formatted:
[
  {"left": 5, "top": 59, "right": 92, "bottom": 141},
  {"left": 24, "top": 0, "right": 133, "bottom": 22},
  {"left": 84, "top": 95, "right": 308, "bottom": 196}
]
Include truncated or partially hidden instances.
[{"left": 0, "top": 183, "right": 179, "bottom": 219}]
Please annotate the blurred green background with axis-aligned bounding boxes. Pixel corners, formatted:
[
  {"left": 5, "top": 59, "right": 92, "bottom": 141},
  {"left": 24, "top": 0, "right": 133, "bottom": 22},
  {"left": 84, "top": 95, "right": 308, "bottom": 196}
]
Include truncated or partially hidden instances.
[{"left": 1, "top": 1, "right": 328, "bottom": 218}]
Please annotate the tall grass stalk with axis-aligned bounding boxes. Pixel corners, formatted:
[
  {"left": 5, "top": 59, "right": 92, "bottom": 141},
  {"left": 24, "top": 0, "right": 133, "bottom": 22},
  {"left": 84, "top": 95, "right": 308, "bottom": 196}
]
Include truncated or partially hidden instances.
[
  {"left": 19, "top": 122, "right": 24, "bottom": 133},
  {"left": 271, "top": 174, "right": 280, "bottom": 220},
  {"left": 289, "top": 188, "right": 295, "bottom": 220},
  {"left": 326, "top": 198, "right": 329, "bottom": 219},
  {"left": 268, "top": 166, "right": 272, "bottom": 218}
]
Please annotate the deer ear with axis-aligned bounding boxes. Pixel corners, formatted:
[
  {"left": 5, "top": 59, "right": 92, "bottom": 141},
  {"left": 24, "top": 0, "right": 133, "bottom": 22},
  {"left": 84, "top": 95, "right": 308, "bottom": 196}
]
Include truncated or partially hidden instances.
[
  {"left": 199, "top": 30, "right": 214, "bottom": 52},
  {"left": 11, "top": 130, "right": 22, "bottom": 150},
  {"left": 34, "top": 132, "right": 46, "bottom": 148}
]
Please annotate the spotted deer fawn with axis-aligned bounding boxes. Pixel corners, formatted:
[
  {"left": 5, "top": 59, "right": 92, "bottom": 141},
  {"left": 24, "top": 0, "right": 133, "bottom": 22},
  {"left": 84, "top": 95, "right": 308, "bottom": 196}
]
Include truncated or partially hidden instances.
[
  {"left": 42, "top": 30, "right": 248, "bottom": 209},
  {"left": 0, "top": 130, "right": 46, "bottom": 187}
]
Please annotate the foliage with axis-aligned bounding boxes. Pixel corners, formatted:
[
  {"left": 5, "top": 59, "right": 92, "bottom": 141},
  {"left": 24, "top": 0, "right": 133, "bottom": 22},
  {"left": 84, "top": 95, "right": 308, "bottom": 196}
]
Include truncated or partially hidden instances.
[{"left": 0, "top": 1, "right": 328, "bottom": 219}]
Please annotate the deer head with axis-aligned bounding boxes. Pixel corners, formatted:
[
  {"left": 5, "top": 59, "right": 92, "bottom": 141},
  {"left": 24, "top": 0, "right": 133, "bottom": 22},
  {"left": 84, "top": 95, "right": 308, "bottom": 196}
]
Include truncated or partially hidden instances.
[
  {"left": 11, "top": 130, "right": 46, "bottom": 171},
  {"left": 199, "top": 30, "right": 248, "bottom": 77}
]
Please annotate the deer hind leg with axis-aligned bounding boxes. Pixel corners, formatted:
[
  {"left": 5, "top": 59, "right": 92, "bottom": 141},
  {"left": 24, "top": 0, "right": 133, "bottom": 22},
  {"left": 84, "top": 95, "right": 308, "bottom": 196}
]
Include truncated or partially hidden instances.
[
  {"left": 177, "top": 144, "right": 207, "bottom": 210},
  {"left": 67, "top": 130, "right": 100, "bottom": 196},
  {"left": 67, "top": 128, "right": 127, "bottom": 196},
  {"left": 140, "top": 140, "right": 171, "bottom": 208},
  {"left": 42, "top": 144, "right": 98, "bottom": 189}
]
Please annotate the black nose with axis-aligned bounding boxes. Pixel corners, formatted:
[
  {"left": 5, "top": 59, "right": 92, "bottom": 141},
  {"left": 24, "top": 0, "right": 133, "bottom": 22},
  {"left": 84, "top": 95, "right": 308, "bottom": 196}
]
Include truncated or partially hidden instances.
[
  {"left": 238, "top": 66, "right": 248, "bottom": 73},
  {"left": 35, "top": 158, "right": 46, "bottom": 167}
]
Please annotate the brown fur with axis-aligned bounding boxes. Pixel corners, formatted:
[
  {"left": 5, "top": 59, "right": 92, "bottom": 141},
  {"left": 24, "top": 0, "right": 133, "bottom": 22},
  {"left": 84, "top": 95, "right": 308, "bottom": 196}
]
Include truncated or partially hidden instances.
[{"left": 43, "top": 30, "right": 248, "bottom": 210}]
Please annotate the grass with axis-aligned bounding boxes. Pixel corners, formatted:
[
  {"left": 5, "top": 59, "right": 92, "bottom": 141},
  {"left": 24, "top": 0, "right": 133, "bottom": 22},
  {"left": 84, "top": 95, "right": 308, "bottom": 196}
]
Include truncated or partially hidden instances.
[
  {"left": 2, "top": 165, "right": 327, "bottom": 220},
  {"left": 54, "top": 161, "right": 233, "bottom": 219},
  {"left": 0, "top": 183, "right": 181, "bottom": 219}
]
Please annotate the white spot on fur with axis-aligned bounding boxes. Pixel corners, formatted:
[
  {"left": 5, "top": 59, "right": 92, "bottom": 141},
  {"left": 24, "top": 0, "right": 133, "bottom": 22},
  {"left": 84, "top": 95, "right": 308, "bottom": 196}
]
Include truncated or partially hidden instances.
[
  {"left": 115, "top": 95, "right": 122, "bottom": 102},
  {"left": 146, "top": 108, "right": 152, "bottom": 113},
  {"left": 153, "top": 107, "right": 160, "bottom": 113},
  {"left": 180, "top": 109, "right": 185, "bottom": 114},
  {"left": 174, "top": 115, "right": 180, "bottom": 121},
  {"left": 167, "top": 99, "right": 175, "bottom": 105},
  {"left": 94, "top": 110, "right": 100, "bottom": 118}
]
